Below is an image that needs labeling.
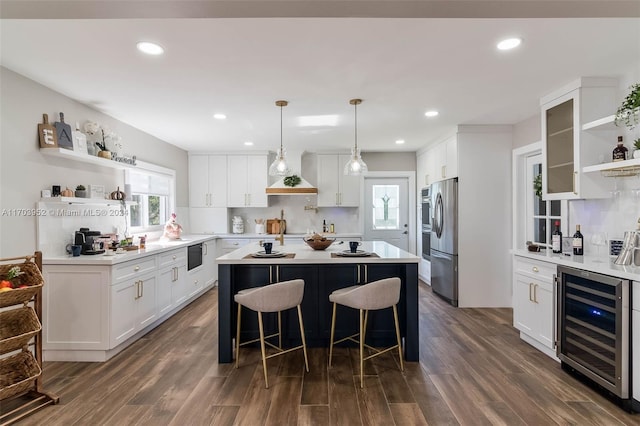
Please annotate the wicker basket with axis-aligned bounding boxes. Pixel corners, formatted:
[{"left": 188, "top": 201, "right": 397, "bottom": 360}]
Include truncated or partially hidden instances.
[
  {"left": 0, "top": 259, "right": 44, "bottom": 308},
  {"left": 0, "top": 307, "right": 42, "bottom": 355},
  {"left": 0, "top": 351, "right": 42, "bottom": 400},
  {"left": 303, "top": 237, "right": 336, "bottom": 250}
]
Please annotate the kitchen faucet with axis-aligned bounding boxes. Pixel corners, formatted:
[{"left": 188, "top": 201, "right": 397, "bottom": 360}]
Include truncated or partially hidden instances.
[{"left": 274, "top": 209, "right": 285, "bottom": 246}]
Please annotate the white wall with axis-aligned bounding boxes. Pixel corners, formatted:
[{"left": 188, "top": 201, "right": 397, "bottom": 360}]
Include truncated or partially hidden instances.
[{"left": 0, "top": 67, "right": 189, "bottom": 257}]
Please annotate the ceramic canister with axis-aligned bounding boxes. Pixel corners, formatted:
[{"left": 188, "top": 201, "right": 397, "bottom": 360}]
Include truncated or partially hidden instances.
[{"left": 232, "top": 216, "right": 244, "bottom": 234}]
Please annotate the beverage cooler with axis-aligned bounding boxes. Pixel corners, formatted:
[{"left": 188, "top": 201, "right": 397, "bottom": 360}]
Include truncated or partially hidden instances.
[{"left": 556, "top": 265, "right": 632, "bottom": 409}]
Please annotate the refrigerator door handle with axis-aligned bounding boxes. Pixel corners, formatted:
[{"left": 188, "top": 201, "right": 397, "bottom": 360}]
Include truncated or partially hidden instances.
[{"left": 434, "top": 192, "right": 444, "bottom": 238}]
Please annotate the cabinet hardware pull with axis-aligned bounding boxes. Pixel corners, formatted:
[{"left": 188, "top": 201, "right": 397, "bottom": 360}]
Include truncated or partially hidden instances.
[
  {"left": 532, "top": 266, "right": 539, "bottom": 272},
  {"left": 357, "top": 265, "right": 361, "bottom": 284},
  {"left": 195, "top": 280, "right": 198, "bottom": 285},
  {"left": 533, "top": 283, "right": 538, "bottom": 304},
  {"left": 528, "top": 282, "right": 533, "bottom": 302},
  {"left": 276, "top": 266, "right": 280, "bottom": 283},
  {"left": 140, "top": 280, "right": 144, "bottom": 298},
  {"left": 134, "top": 266, "right": 140, "bottom": 272},
  {"left": 573, "top": 171, "right": 577, "bottom": 195},
  {"left": 441, "top": 165, "right": 445, "bottom": 179},
  {"left": 173, "top": 255, "right": 176, "bottom": 260},
  {"left": 203, "top": 243, "right": 208, "bottom": 255},
  {"left": 269, "top": 266, "right": 273, "bottom": 283},
  {"left": 364, "top": 264, "right": 368, "bottom": 283}
]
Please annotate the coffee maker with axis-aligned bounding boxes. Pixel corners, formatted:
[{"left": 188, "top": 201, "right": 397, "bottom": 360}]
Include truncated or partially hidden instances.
[{"left": 74, "top": 228, "right": 105, "bottom": 255}]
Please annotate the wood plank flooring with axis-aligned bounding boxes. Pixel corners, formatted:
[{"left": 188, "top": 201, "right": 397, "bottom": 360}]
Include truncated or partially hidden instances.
[{"left": 5, "top": 283, "right": 639, "bottom": 425}]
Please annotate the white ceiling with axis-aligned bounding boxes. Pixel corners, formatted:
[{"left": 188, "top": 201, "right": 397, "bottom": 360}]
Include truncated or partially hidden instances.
[{"left": 1, "top": 1, "right": 640, "bottom": 153}]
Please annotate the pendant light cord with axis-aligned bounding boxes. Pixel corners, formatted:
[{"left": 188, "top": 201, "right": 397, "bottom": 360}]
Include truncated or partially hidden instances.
[
  {"left": 280, "top": 103, "right": 283, "bottom": 153},
  {"left": 354, "top": 101, "right": 358, "bottom": 151}
]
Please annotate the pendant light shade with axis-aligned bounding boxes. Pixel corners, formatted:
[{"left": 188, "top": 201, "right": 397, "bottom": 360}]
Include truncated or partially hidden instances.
[
  {"left": 344, "top": 98, "right": 368, "bottom": 176},
  {"left": 269, "top": 100, "right": 292, "bottom": 176}
]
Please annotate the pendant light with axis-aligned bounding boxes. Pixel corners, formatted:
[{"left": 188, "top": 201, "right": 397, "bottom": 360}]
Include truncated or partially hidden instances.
[
  {"left": 269, "top": 100, "right": 292, "bottom": 176},
  {"left": 344, "top": 98, "right": 368, "bottom": 175}
]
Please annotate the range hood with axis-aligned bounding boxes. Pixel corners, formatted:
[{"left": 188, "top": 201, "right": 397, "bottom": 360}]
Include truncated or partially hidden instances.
[{"left": 266, "top": 151, "right": 318, "bottom": 195}]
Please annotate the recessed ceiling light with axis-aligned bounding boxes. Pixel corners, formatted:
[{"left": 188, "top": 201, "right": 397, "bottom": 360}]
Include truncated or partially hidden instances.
[
  {"left": 244, "top": 141, "right": 254, "bottom": 146},
  {"left": 136, "top": 41, "right": 164, "bottom": 55},
  {"left": 424, "top": 110, "right": 439, "bottom": 118},
  {"left": 395, "top": 139, "right": 405, "bottom": 145},
  {"left": 497, "top": 38, "right": 522, "bottom": 51},
  {"left": 213, "top": 114, "right": 227, "bottom": 120}
]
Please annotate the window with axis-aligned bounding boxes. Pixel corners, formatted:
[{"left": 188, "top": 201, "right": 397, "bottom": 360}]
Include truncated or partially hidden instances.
[
  {"left": 126, "top": 169, "right": 173, "bottom": 232},
  {"left": 526, "top": 154, "right": 566, "bottom": 249},
  {"left": 371, "top": 184, "right": 400, "bottom": 230}
]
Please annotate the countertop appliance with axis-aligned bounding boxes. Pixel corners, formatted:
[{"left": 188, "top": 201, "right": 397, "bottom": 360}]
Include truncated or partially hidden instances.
[
  {"left": 430, "top": 178, "right": 458, "bottom": 306},
  {"left": 421, "top": 187, "right": 432, "bottom": 261},
  {"left": 74, "top": 228, "right": 105, "bottom": 255},
  {"left": 556, "top": 265, "right": 631, "bottom": 410},
  {"left": 187, "top": 242, "right": 203, "bottom": 271}
]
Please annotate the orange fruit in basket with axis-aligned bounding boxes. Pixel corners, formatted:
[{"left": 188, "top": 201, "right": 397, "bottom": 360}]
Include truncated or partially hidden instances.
[
  {"left": 0, "top": 280, "right": 11, "bottom": 289},
  {"left": 0, "top": 287, "right": 13, "bottom": 292}
]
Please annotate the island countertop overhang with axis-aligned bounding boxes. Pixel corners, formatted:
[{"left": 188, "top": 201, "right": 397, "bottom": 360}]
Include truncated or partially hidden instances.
[{"left": 216, "top": 241, "right": 419, "bottom": 264}]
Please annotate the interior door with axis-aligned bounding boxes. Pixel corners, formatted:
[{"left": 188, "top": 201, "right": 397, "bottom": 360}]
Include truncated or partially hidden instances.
[{"left": 363, "top": 177, "right": 409, "bottom": 251}]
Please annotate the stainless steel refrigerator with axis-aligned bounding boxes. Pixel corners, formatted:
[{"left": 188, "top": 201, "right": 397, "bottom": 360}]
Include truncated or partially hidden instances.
[{"left": 430, "top": 177, "right": 458, "bottom": 306}]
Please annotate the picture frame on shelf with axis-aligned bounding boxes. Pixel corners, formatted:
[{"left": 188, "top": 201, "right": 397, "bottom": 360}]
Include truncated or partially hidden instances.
[{"left": 88, "top": 184, "right": 105, "bottom": 199}]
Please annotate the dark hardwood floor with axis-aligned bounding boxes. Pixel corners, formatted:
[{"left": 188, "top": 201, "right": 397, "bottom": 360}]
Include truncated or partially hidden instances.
[{"left": 7, "top": 283, "right": 639, "bottom": 425}]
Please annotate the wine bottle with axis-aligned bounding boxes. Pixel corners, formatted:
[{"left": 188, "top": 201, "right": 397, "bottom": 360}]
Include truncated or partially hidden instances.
[
  {"left": 322, "top": 220, "right": 327, "bottom": 233},
  {"left": 573, "top": 224, "right": 584, "bottom": 255},
  {"left": 612, "top": 136, "right": 628, "bottom": 162},
  {"left": 552, "top": 221, "right": 562, "bottom": 253}
]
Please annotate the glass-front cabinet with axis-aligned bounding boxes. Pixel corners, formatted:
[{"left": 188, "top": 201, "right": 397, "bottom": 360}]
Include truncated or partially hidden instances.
[{"left": 540, "top": 77, "right": 618, "bottom": 200}]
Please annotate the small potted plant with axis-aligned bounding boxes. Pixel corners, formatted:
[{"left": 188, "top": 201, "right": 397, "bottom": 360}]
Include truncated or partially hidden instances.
[
  {"left": 95, "top": 141, "right": 111, "bottom": 159},
  {"left": 615, "top": 83, "right": 640, "bottom": 130},
  {"left": 634, "top": 138, "right": 640, "bottom": 159},
  {"left": 75, "top": 185, "right": 87, "bottom": 198}
]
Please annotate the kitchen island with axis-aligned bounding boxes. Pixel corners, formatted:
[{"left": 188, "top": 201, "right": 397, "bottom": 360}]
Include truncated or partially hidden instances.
[{"left": 216, "top": 241, "right": 420, "bottom": 363}]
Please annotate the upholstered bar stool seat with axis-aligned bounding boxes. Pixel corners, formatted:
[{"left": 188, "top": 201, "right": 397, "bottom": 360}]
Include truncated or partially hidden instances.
[
  {"left": 234, "top": 279, "right": 309, "bottom": 388},
  {"left": 328, "top": 277, "right": 404, "bottom": 388}
]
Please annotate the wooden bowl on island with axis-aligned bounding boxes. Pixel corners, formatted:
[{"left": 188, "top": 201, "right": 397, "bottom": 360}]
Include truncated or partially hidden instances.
[{"left": 303, "top": 234, "right": 336, "bottom": 250}]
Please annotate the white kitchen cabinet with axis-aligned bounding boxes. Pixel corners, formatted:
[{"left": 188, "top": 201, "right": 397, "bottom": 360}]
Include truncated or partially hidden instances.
[
  {"left": 227, "top": 155, "right": 268, "bottom": 207},
  {"left": 512, "top": 255, "right": 556, "bottom": 357},
  {"left": 202, "top": 239, "right": 217, "bottom": 287},
  {"left": 317, "top": 154, "right": 360, "bottom": 207},
  {"left": 540, "top": 77, "right": 617, "bottom": 200},
  {"left": 157, "top": 248, "right": 187, "bottom": 316},
  {"left": 217, "top": 238, "right": 254, "bottom": 257},
  {"left": 110, "top": 270, "right": 158, "bottom": 348},
  {"left": 434, "top": 136, "right": 457, "bottom": 182},
  {"left": 189, "top": 154, "right": 227, "bottom": 207}
]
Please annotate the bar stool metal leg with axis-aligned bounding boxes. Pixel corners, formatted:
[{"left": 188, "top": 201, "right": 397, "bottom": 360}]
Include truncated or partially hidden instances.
[
  {"left": 235, "top": 304, "right": 242, "bottom": 369},
  {"left": 329, "top": 302, "right": 337, "bottom": 367},
  {"left": 257, "top": 311, "right": 269, "bottom": 388},
  {"left": 393, "top": 304, "right": 404, "bottom": 372},
  {"left": 297, "top": 305, "right": 310, "bottom": 372},
  {"left": 359, "top": 308, "right": 365, "bottom": 388}
]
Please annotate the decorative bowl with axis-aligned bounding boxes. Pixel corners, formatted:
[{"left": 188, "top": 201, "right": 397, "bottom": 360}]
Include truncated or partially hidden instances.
[{"left": 303, "top": 236, "right": 336, "bottom": 251}]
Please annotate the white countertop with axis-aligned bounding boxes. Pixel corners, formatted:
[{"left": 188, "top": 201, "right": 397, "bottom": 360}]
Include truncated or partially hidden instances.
[
  {"left": 43, "top": 234, "right": 217, "bottom": 266},
  {"left": 512, "top": 249, "right": 640, "bottom": 281},
  {"left": 212, "top": 233, "right": 363, "bottom": 240},
  {"left": 216, "top": 241, "right": 419, "bottom": 264}
]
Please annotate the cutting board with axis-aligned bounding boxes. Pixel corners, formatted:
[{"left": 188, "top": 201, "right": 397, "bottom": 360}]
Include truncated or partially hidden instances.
[
  {"left": 55, "top": 112, "right": 73, "bottom": 150},
  {"left": 38, "top": 113, "right": 58, "bottom": 148},
  {"left": 267, "top": 218, "right": 286, "bottom": 234}
]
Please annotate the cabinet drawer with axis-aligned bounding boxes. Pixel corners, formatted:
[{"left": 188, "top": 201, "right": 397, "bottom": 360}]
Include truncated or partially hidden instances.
[
  {"left": 158, "top": 248, "right": 187, "bottom": 268},
  {"left": 113, "top": 257, "right": 157, "bottom": 283},
  {"left": 514, "top": 256, "right": 556, "bottom": 283},
  {"left": 218, "top": 239, "right": 251, "bottom": 250}
]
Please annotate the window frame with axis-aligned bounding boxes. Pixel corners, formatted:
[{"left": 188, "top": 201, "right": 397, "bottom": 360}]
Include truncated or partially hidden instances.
[{"left": 124, "top": 165, "right": 176, "bottom": 234}]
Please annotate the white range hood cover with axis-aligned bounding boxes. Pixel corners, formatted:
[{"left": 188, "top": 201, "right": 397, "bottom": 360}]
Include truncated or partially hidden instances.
[{"left": 266, "top": 151, "right": 318, "bottom": 195}]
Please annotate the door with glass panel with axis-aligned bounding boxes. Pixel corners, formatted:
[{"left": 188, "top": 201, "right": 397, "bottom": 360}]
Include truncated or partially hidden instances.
[
  {"left": 527, "top": 154, "right": 565, "bottom": 250},
  {"left": 363, "top": 177, "right": 409, "bottom": 251}
]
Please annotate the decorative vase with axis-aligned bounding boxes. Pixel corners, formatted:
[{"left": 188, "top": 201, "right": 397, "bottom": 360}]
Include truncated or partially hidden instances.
[
  {"left": 97, "top": 150, "right": 111, "bottom": 159},
  {"left": 75, "top": 190, "right": 87, "bottom": 198}
]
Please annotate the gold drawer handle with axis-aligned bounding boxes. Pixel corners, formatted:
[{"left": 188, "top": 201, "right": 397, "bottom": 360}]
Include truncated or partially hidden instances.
[
  {"left": 134, "top": 266, "right": 140, "bottom": 271},
  {"left": 172, "top": 255, "right": 177, "bottom": 260},
  {"left": 532, "top": 266, "right": 539, "bottom": 273}
]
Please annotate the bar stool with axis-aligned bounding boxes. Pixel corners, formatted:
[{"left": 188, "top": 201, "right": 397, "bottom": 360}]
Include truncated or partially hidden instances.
[
  {"left": 328, "top": 277, "right": 404, "bottom": 388},
  {"left": 234, "top": 279, "right": 309, "bottom": 388}
]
